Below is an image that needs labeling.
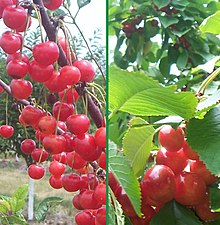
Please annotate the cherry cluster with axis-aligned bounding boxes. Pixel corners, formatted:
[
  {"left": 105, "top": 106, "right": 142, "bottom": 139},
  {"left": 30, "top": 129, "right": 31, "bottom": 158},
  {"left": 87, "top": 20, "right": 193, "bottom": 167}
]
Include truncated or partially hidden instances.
[
  {"left": 110, "top": 125, "right": 220, "bottom": 224},
  {"left": 0, "top": 1, "right": 106, "bottom": 224}
]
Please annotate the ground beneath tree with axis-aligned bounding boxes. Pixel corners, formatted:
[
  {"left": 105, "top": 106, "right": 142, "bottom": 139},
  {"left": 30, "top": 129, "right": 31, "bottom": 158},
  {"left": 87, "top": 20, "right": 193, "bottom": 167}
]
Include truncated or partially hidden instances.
[{"left": 0, "top": 157, "right": 77, "bottom": 225}]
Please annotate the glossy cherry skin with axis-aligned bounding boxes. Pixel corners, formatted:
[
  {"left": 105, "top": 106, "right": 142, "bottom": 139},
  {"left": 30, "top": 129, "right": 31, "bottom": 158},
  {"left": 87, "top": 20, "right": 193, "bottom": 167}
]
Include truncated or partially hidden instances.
[
  {"left": 29, "top": 60, "right": 53, "bottom": 83},
  {"left": 141, "top": 165, "right": 176, "bottom": 205},
  {"left": 6, "top": 59, "right": 28, "bottom": 79},
  {"left": 16, "top": 16, "right": 32, "bottom": 32},
  {"left": 0, "top": 31, "right": 21, "bottom": 54},
  {"left": 0, "top": 0, "right": 13, "bottom": 14},
  {"left": 94, "top": 127, "right": 106, "bottom": 148},
  {"left": 95, "top": 207, "right": 106, "bottom": 225},
  {"left": 61, "top": 173, "right": 81, "bottom": 192},
  {"left": 31, "top": 148, "right": 49, "bottom": 162},
  {"left": 49, "top": 161, "right": 66, "bottom": 178},
  {"left": 43, "top": 134, "right": 67, "bottom": 154},
  {"left": 59, "top": 88, "right": 79, "bottom": 103},
  {"left": 43, "top": 0, "right": 63, "bottom": 10},
  {"left": 79, "top": 173, "right": 98, "bottom": 190},
  {"left": 79, "top": 189, "right": 102, "bottom": 209},
  {"left": 72, "top": 193, "right": 83, "bottom": 210},
  {"left": 190, "top": 160, "right": 218, "bottom": 185},
  {"left": 158, "top": 125, "right": 184, "bottom": 152},
  {"left": 49, "top": 175, "right": 63, "bottom": 189},
  {"left": 60, "top": 65, "right": 81, "bottom": 85},
  {"left": 73, "top": 60, "right": 96, "bottom": 82},
  {"left": 33, "top": 41, "right": 59, "bottom": 66},
  {"left": 10, "top": 79, "right": 32, "bottom": 100},
  {"left": 52, "top": 152, "right": 67, "bottom": 164},
  {"left": 45, "top": 71, "right": 66, "bottom": 92},
  {"left": 28, "top": 164, "right": 45, "bottom": 180},
  {"left": 0, "top": 86, "right": 3, "bottom": 93},
  {"left": 182, "top": 140, "right": 199, "bottom": 160},
  {"left": 3, "top": 5, "right": 27, "bottom": 29},
  {"left": 175, "top": 171, "right": 206, "bottom": 206},
  {"left": 98, "top": 152, "right": 106, "bottom": 170},
  {"left": 0, "top": 125, "right": 14, "bottom": 138},
  {"left": 20, "top": 105, "right": 43, "bottom": 126},
  {"left": 75, "top": 210, "right": 95, "bottom": 225},
  {"left": 20, "top": 139, "right": 36, "bottom": 154},
  {"left": 66, "top": 151, "right": 87, "bottom": 169},
  {"left": 61, "top": 133, "right": 74, "bottom": 152},
  {"left": 195, "top": 192, "right": 220, "bottom": 222},
  {"left": 73, "top": 134, "right": 100, "bottom": 161},
  {"left": 66, "top": 114, "right": 90, "bottom": 135},
  {"left": 156, "top": 147, "right": 188, "bottom": 175},
  {"left": 52, "top": 101, "right": 74, "bottom": 122},
  {"left": 38, "top": 115, "right": 56, "bottom": 134},
  {"left": 6, "top": 52, "right": 29, "bottom": 65},
  {"left": 115, "top": 186, "right": 136, "bottom": 217},
  {"left": 93, "top": 183, "right": 106, "bottom": 205}
]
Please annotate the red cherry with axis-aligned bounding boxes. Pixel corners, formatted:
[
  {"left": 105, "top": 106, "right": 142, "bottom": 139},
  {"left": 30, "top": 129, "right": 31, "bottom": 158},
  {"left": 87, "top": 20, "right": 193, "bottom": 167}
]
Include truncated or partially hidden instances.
[
  {"left": 182, "top": 140, "right": 199, "bottom": 160},
  {"left": 72, "top": 193, "right": 83, "bottom": 210},
  {"left": 6, "top": 52, "right": 29, "bottom": 65},
  {"left": 158, "top": 125, "right": 184, "bottom": 152},
  {"left": 66, "top": 114, "right": 90, "bottom": 135},
  {"left": 61, "top": 132, "right": 74, "bottom": 152},
  {"left": 80, "top": 173, "right": 99, "bottom": 190},
  {"left": 79, "top": 190, "right": 102, "bottom": 209},
  {"left": 195, "top": 192, "right": 220, "bottom": 222},
  {"left": 98, "top": 152, "right": 106, "bottom": 170},
  {"left": 57, "top": 121, "right": 67, "bottom": 132},
  {"left": 190, "top": 160, "right": 218, "bottom": 185},
  {"left": 0, "top": 0, "right": 13, "bottom": 11},
  {"left": 0, "top": 125, "right": 14, "bottom": 138},
  {"left": 29, "top": 60, "right": 53, "bottom": 83},
  {"left": 44, "top": 71, "right": 66, "bottom": 92},
  {"left": 3, "top": 5, "right": 27, "bottom": 29},
  {"left": 43, "top": 0, "right": 63, "bottom": 10},
  {"left": 21, "top": 105, "right": 43, "bottom": 126},
  {"left": 58, "top": 88, "right": 79, "bottom": 103},
  {"left": 95, "top": 207, "right": 106, "bottom": 225},
  {"left": 52, "top": 152, "right": 67, "bottom": 164},
  {"left": 52, "top": 101, "right": 74, "bottom": 122},
  {"left": 94, "top": 127, "right": 106, "bottom": 148},
  {"left": 6, "top": 59, "right": 28, "bottom": 79},
  {"left": 49, "top": 161, "right": 66, "bottom": 178},
  {"left": 43, "top": 134, "right": 66, "bottom": 154},
  {"left": 16, "top": 16, "right": 32, "bottom": 32},
  {"left": 73, "top": 134, "right": 100, "bottom": 161},
  {"left": 60, "top": 65, "right": 81, "bottom": 85},
  {"left": 66, "top": 151, "right": 87, "bottom": 169},
  {"left": 93, "top": 183, "right": 106, "bottom": 205},
  {"left": 75, "top": 210, "right": 95, "bottom": 225},
  {"left": 49, "top": 175, "right": 63, "bottom": 189},
  {"left": 175, "top": 171, "right": 206, "bottom": 206},
  {"left": 62, "top": 173, "right": 81, "bottom": 192},
  {"left": 20, "top": 139, "right": 36, "bottom": 154},
  {"left": 0, "top": 31, "right": 21, "bottom": 54},
  {"left": 0, "top": 86, "right": 3, "bottom": 93},
  {"left": 156, "top": 147, "right": 188, "bottom": 175},
  {"left": 73, "top": 60, "right": 96, "bottom": 82},
  {"left": 33, "top": 41, "right": 59, "bottom": 66},
  {"left": 28, "top": 164, "right": 45, "bottom": 180},
  {"left": 10, "top": 79, "right": 32, "bottom": 100},
  {"left": 38, "top": 115, "right": 56, "bottom": 134},
  {"left": 141, "top": 165, "right": 176, "bottom": 205},
  {"left": 31, "top": 148, "right": 49, "bottom": 162}
]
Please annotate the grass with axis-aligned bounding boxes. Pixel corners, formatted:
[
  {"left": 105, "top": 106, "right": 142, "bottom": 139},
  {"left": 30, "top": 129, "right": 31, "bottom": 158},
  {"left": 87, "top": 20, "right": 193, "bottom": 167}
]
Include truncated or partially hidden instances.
[{"left": 0, "top": 158, "right": 77, "bottom": 225}]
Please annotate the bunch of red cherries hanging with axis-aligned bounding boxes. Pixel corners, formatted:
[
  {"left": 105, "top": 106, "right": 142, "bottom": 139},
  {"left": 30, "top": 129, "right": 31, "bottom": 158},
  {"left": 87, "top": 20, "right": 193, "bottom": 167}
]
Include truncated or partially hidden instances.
[
  {"left": 109, "top": 125, "right": 219, "bottom": 224},
  {"left": 0, "top": 1, "right": 106, "bottom": 225}
]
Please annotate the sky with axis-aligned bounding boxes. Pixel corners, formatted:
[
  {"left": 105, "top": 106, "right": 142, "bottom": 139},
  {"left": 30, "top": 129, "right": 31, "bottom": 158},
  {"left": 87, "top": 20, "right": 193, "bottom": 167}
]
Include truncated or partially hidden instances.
[{"left": 0, "top": 0, "right": 106, "bottom": 45}]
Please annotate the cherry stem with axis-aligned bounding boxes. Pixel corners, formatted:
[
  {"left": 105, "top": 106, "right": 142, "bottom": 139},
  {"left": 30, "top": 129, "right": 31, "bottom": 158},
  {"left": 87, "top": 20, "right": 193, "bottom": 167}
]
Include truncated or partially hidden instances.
[
  {"left": 5, "top": 94, "right": 8, "bottom": 125},
  {"left": 196, "top": 67, "right": 220, "bottom": 97}
]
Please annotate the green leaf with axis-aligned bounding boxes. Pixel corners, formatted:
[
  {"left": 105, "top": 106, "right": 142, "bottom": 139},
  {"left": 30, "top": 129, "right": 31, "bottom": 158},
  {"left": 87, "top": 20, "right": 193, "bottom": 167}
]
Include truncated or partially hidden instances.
[
  {"left": 9, "top": 184, "right": 29, "bottom": 213},
  {"left": 187, "top": 108, "right": 220, "bottom": 176},
  {"left": 200, "top": 11, "right": 220, "bottom": 34},
  {"left": 77, "top": 0, "right": 91, "bottom": 8},
  {"left": 159, "top": 57, "right": 170, "bottom": 77},
  {"left": 35, "top": 197, "right": 63, "bottom": 222},
  {"left": 209, "top": 182, "right": 220, "bottom": 212},
  {"left": 109, "top": 188, "right": 125, "bottom": 225},
  {"left": 150, "top": 200, "right": 202, "bottom": 225},
  {"left": 123, "top": 117, "right": 155, "bottom": 177},
  {"left": 177, "top": 50, "right": 188, "bottom": 70},
  {"left": 159, "top": 16, "right": 179, "bottom": 28},
  {"left": 109, "top": 67, "right": 197, "bottom": 120},
  {"left": 109, "top": 142, "right": 141, "bottom": 217},
  {"left": 152, "top": 0, "right": 170, "bottom": 9},
  {"left": 0, "top": 200, "right": 10, "bottom": 214},
  {"left": 7, "top": 215, "right": 28, "bottom": 225}
]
